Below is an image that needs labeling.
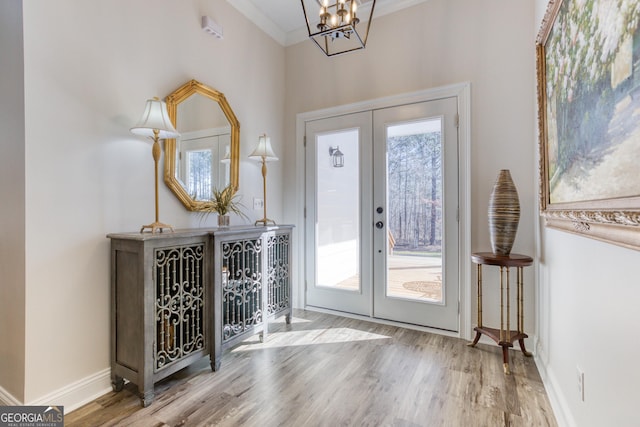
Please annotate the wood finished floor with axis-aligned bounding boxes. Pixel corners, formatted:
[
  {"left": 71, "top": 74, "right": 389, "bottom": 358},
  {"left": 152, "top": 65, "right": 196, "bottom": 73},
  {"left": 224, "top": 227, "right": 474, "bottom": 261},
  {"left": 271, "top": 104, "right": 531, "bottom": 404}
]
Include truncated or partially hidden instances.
[{"left": 67, "top": 310, "right": 557, "bottom": 427}]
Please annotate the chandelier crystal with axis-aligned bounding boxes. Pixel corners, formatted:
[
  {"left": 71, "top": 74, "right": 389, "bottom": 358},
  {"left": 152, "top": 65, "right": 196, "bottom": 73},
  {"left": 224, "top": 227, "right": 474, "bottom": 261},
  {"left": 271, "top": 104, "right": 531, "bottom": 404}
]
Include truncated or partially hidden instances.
[{"left": 301, "top": 0, "right": 376, "bottom": 57}]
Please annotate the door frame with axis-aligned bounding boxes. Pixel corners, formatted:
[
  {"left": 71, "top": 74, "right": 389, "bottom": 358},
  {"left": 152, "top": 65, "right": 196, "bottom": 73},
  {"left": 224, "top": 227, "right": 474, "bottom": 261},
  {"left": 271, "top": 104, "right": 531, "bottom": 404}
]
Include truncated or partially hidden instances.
[{"left": 294, "top": 82, "right": 472, "bottom": 340}]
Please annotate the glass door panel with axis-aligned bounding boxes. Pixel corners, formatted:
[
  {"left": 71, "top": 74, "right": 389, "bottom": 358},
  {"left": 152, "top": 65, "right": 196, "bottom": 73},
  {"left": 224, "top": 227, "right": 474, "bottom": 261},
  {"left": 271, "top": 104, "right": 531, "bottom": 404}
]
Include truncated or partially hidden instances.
[
  {"left": 316, "top": 129, "right": 360, "bottom": 292},
  {"left": 386, "top": 118, "right": 444, "bottom": 303}
]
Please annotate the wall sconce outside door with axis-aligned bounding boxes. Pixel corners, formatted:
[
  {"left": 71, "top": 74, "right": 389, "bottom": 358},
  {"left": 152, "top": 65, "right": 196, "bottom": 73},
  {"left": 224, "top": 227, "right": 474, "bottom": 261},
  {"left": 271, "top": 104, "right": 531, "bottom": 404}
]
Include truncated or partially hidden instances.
[{"left": 329, "top": 146, "right": 344, "bottom": 168}]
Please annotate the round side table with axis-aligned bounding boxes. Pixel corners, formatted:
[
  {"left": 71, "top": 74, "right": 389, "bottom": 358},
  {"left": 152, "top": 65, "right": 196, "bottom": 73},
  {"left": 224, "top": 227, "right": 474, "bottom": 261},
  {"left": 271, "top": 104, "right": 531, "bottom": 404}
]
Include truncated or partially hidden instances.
[{"left": 468, "top": 252, "right": 533, "bottom": 374}]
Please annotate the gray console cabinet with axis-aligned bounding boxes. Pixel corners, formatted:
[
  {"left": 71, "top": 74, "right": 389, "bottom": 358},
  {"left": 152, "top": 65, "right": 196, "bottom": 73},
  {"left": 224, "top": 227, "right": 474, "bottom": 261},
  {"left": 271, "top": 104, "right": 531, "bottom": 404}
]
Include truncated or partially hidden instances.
[{"left": 108, "top": 226, "right": 293, "bottom": 406}]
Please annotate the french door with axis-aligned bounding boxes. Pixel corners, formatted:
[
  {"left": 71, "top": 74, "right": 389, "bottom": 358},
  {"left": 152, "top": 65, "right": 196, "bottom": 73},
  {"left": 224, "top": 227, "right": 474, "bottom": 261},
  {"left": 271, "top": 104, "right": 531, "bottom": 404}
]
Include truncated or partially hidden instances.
[
  {"left": 305, "top": 111, "right": 372, "bottom": 315},
  {"left": 305, "top": 98, "right": 459, "bottom": 331}
]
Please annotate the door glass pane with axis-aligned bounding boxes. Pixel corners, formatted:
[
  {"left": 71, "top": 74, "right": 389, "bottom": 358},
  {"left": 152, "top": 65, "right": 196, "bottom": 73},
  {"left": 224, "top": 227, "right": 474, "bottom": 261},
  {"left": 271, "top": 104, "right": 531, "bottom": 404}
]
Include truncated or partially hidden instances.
[
  {"left": 386, "top": 119, "right": 443, "bottom": 303},
  {"left": 316, "top": 129, "right": 360, "bottom": 291}
]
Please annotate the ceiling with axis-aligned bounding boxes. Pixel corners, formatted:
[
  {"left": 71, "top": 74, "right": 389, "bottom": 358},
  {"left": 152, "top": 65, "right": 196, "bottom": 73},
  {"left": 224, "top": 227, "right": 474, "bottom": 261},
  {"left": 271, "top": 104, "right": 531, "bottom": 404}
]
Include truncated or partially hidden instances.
[{"left": 227, "top": 0, "right": 428, "bottom": 47}]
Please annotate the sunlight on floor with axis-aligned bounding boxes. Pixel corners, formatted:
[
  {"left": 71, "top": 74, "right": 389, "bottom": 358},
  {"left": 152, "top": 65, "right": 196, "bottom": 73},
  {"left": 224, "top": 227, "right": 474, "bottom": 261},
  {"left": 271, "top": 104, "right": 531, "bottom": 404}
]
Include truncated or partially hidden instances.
[{"left": 231, "top": 326, "right": 391, "bottom": 352}]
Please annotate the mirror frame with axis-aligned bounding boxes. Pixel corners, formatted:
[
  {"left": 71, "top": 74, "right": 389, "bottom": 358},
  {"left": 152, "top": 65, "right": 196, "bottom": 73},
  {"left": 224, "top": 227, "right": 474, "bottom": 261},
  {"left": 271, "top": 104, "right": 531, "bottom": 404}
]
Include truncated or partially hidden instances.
[{"left": 164, "top": 79, "right": 240, "bottom": 211}]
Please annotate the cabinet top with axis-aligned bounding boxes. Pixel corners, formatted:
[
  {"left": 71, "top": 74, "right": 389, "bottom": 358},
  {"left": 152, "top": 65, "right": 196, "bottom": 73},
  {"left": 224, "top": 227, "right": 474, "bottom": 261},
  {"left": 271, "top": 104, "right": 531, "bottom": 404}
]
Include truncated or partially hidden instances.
[{"left": 107, "top": 225, "right": 294, "bottom": 241}]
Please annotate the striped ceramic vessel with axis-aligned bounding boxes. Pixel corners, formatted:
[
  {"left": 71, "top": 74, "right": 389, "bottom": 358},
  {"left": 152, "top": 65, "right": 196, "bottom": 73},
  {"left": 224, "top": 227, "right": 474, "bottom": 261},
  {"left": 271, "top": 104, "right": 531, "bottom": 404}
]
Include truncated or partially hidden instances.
[{"left": 488, "top": 169, "right": 520, "bottom": 255}]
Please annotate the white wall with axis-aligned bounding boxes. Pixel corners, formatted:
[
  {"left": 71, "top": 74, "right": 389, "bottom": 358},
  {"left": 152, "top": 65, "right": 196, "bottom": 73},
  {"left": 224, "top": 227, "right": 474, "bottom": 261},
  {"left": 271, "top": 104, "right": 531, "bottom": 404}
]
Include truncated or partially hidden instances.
[
  {"left": 13, "top": 0, "right": 284, "bottom": 407},
  {"left": 0, "top": 0, "right": 26, "bottom": 404},
  {"left": 284, "top": 1, "right": 536, "bottom": 338},
  {"left": 534, "top": 2, "right": 640, "bottom": 426}
]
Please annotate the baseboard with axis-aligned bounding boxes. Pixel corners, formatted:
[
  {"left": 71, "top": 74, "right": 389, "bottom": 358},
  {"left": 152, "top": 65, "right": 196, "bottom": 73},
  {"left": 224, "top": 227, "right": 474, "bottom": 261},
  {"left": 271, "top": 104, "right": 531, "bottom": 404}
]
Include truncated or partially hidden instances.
[
  {"left": 26, "top": 368, "right": 112, "bottom": 413},
  {"left": 0, "top": 385, "right": 22, "bottom": 406},
  {"left": 534, "top": 352, "right": 576, "bottom": 427}
]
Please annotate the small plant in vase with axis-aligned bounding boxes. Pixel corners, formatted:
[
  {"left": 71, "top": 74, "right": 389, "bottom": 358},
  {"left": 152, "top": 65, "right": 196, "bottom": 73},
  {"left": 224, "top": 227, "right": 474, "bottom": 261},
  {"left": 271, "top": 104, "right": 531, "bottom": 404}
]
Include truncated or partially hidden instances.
[{"left": 203, "top": 185, "right": 248, "bottom": 227}]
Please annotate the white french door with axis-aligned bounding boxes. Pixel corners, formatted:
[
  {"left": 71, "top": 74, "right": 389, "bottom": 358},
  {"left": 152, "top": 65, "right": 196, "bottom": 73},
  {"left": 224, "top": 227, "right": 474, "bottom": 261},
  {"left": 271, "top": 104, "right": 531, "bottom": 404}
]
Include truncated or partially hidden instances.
[
  {"left": 305, "top": 98, "right": 459, "bottom": 331},
  {"left": 372, "top": 98, "right": 459, "bottom": 330},
  {"left": 305, "top": 111, "right": 372, "bottom": 315}
]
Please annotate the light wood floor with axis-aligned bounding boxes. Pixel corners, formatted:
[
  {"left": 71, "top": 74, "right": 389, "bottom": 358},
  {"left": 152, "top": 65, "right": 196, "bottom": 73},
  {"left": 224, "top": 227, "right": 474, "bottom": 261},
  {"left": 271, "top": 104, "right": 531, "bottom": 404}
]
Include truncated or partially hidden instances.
[{"left": 67, "top": 310, "right": 557, "bottom": 427}]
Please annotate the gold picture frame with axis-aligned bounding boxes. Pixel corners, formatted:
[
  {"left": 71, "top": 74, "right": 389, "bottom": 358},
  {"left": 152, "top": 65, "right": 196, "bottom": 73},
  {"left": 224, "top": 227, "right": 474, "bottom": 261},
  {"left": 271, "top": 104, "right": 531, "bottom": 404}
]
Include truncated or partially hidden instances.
[{"left": 536, "top": 0, "right": 640, "bottom": 250}]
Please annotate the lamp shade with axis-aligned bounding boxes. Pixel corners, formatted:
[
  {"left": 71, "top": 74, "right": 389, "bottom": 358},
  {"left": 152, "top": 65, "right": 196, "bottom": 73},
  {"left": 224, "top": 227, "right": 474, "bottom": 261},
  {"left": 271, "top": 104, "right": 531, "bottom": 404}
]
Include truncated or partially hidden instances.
[
  {"left": 130, "top": 98, "right": 180, "bottom": 139},
  {"left": 249, "top": 134, "right": 278, "bottom": 162}
]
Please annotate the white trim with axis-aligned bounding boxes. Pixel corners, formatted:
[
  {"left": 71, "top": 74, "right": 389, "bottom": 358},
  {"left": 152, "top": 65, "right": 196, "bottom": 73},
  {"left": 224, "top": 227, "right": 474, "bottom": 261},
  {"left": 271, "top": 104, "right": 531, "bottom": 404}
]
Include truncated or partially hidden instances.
[
  {"left": 226, "top": 0, "right": 287, "bottom": 46},
  {"left": 535, "top": 354, "right": 576, "bottom": 427},
  {"left": 456, "top": 83, "right": 472, "bottom": 341},
  {"left": 0, "top": 385, "right": 22, "bottom": 405},
  {"left": 180, "top": 126, "right": 231, "bottom": 141},
  {"left": 295, "top": 82, "right": 472, "bottom": 338},
  {"left": 26, "top": 368, "right": 112, "bottom": 413},
  {"left": 373, "top": 0, "right": 431, "bottom": 20}
]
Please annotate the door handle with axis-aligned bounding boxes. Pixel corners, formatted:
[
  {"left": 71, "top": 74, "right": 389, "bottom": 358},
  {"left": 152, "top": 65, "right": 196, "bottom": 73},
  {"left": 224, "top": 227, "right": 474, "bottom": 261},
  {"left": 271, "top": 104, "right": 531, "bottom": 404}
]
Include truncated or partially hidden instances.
[{"left": 375, "top": 221, "right": 384, "bottom": 229}]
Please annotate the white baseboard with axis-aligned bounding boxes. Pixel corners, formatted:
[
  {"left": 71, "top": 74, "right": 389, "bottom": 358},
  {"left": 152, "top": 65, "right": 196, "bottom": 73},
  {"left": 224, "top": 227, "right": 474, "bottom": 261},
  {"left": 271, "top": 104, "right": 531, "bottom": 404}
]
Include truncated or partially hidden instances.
[
  {"left": 535, "top": 353, "right": 576, "bottom": 427},
  {"left": 26, "top": 368, "right": 112, "bottom": 413},
  {"left": 0, "top": 385, "right": 22, "bottom": 406}
]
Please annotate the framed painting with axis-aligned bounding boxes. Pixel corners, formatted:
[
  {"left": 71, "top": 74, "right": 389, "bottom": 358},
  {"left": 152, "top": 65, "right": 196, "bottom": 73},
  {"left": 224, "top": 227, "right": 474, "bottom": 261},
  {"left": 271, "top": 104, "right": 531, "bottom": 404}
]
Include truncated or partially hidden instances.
[{"left": 536, "top": 0, "right": 640, "bottom": 249}]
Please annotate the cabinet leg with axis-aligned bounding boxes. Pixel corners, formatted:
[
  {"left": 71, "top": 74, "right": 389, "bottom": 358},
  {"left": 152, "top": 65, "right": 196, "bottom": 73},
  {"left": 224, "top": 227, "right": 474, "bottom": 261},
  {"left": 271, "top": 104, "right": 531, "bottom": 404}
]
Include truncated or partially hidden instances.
[
  {"left": 285, "top": 313, "right": 291, "bottom": 325},
  {"left": 210, "top": 354, "right": 221, "bottom": 372},
  {"left": 139, "top": 390, "right": 155, "bottom": 407},
  {"left": 467, "top": 330, "right": 481, "bottom": 347},
  {"left": 518, "top": 338, "right": 533, "bottom": 357},
  {"left": 211, "top": 357, "right": 221, "bottom": 372},
  {"left": 502, "top": 346, "right": 511, "bottom": 375},
  {"left": 111, "top": 375, "right": 124, "bottom": 392}
]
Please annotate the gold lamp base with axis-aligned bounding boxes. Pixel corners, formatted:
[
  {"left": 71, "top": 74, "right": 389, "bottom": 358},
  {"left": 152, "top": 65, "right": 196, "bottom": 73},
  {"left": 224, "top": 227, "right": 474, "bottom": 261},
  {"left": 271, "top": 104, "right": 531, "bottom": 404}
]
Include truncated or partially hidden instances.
[
  {"left": 255, "top": 218, "right": 276, "bottom": 226},
  {"left": 140, "top": 221, "right": 174, "bottom": 234}
]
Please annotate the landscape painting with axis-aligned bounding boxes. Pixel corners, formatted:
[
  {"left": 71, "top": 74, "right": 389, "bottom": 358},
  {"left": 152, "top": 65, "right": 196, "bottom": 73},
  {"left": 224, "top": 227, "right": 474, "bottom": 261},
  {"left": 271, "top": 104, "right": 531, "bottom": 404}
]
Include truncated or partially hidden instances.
[{"left": 537, "top": 0, "right": 640, "bottom": 249}]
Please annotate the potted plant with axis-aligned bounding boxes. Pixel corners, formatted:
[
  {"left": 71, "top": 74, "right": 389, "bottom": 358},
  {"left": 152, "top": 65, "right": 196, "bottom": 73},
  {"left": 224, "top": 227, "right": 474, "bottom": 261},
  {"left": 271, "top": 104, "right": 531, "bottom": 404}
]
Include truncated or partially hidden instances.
[{"left": 203, "top": 185, "right": 248, "bottom": 227}]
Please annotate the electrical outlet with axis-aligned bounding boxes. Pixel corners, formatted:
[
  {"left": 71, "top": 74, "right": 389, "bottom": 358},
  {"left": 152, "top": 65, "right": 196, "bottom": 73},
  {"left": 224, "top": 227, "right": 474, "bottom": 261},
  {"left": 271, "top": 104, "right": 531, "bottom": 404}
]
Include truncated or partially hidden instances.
[
  {"left": 253, "top": 198, "right": 264, "bottom": 210},
  {"left": 577, "top": 367, "right": 585, "bottom": 401}
]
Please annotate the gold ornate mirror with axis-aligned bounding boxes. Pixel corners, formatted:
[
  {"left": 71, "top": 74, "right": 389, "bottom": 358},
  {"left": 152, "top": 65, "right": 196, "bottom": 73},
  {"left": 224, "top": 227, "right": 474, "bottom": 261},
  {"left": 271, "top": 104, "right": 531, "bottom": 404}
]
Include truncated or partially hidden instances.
[{"left": 164, "top": 79, "right": 240, "bottom": 211}]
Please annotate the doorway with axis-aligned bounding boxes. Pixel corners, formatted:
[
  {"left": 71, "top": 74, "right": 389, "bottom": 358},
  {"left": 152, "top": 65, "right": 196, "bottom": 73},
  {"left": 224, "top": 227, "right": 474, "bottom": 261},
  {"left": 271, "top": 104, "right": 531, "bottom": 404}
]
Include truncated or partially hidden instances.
[{"left": 304, "top": 96, "right": 460, "bottom": 331}]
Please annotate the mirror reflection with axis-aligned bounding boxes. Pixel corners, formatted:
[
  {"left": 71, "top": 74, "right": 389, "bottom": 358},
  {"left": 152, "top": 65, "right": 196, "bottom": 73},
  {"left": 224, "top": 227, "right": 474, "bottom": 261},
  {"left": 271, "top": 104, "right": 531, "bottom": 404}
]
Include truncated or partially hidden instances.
[
  {"left": 164, "top": 80, "right": 240, "bottom": 211},
  {"left": 175, "top": 94, "right": 230, "bottom": 200}
]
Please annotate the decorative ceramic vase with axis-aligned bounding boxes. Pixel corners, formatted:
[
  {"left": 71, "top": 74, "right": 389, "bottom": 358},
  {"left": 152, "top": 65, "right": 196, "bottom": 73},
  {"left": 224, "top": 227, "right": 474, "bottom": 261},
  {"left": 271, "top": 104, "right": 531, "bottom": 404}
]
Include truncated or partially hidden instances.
[
  {"left": 218, "top": 214, "right": 230, "bottom": 227},
  {"left": 488, "top": 169, "right": 520, "bottom": 256}
]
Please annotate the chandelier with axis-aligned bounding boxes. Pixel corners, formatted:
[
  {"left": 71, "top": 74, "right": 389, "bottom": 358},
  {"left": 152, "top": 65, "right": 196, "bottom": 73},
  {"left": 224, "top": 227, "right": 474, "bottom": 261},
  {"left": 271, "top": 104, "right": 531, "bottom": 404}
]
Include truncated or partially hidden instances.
[{"left": 300, "top": 0, "right": 376, "bottom": 57}]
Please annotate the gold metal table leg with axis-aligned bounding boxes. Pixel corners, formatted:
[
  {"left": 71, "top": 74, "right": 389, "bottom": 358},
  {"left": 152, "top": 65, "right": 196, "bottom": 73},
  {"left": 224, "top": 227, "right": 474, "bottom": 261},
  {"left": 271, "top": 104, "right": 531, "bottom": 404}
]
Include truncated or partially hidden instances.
[
  {"left": 499, "top": 266, "right": 504, "bottom": 344},
  {"left": 478, "top": 264, "right": 483, "bottom": 327}
]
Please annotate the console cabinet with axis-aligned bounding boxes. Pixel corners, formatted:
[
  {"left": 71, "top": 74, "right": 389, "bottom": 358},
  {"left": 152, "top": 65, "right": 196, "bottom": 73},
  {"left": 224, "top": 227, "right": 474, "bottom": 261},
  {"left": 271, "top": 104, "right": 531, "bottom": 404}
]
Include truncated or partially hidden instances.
[{"left": 108, "top": 226, "right": 292, "bottom": 406}]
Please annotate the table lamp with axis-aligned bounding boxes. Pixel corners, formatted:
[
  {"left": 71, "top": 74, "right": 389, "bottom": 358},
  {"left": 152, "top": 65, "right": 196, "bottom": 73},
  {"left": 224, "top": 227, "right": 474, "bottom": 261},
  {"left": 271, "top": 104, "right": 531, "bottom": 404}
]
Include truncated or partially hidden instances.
[
  {"left": 130, "top": 97, "right": 180, "bottom": 233},
  {"left": 249, "top": 134, "right": 278, "bottom": 226}
]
